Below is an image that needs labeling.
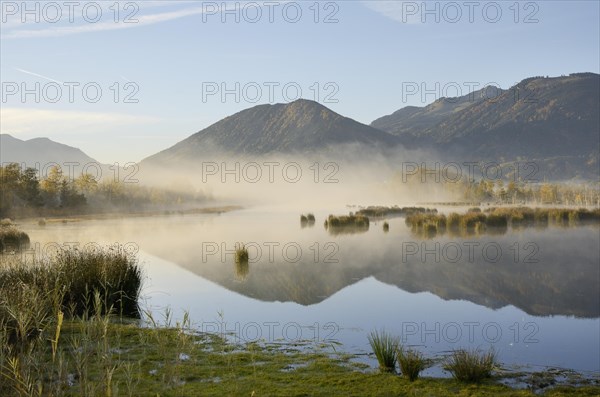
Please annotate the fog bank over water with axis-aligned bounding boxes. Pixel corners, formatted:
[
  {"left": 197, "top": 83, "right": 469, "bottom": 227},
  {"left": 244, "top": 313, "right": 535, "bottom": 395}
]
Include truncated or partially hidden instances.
[{"left": 137, "top": 144, "right": 456, "bottom": 209}]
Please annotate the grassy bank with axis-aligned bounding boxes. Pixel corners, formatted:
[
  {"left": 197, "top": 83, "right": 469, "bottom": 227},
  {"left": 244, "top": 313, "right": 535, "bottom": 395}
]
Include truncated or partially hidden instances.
[{"left": 1, "top": 317, "right": 599, "bottom": 396}]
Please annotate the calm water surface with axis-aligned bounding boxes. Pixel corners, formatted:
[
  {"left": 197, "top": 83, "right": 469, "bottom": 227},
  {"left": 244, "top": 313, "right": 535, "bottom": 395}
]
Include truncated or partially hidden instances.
[{"left": 22, "top": 207, "right": 600, "bottom": 376}]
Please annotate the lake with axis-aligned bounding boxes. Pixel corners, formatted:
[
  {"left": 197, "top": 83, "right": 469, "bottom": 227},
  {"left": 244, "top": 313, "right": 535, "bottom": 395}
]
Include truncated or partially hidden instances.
[{"left": 19, "top": 207, "right": 600, "bottom": 377}]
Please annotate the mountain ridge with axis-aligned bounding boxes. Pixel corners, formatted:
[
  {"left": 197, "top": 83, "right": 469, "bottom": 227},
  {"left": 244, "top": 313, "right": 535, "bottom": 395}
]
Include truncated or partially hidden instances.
[
  {"left": 0, "top": 134, "right": 99, "bottom": 167},
  {"left": 142, "top": 99, "right": 400, "bottom": 165}
]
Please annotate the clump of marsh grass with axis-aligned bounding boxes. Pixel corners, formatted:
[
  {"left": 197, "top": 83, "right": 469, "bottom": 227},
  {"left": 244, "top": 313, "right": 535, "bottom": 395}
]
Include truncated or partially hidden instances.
[
  {"left": 234, "top": 244, "right": 250, "bottom": 281},
  {"left": 444, "top": 348, "right": 497, "bottom": 383},
  {"left": 357, "top": 206, "right": 436, "bottom": 218},
  {"left": 327, "top": 214, "right": 369, "bottom": 228},
  {"left": 397, "top": 347, "right": 431, "bottom": 381},
  {"left": 235, "top": 244, "right": 249, "bottom": 264},
  {"left": 383, "top": 222, "right": 389, "bottom": 232},
  {"left": 300, "top": 213, "right": 316, "bottom": 227},
  {"left": 0, "top": 246, "right": 143, "bottom": 348},
  {"left": 0, "top": 224, "right": 30, "bottom": 253},
  {"left": 325, "top": 214, "right": 370, "bottom": 235},
  {"left": 56, "top": 247, "right": 143, "bottom": 317},
  {"left": 368, "top": 330, "right": 399, "bottom": 373}
]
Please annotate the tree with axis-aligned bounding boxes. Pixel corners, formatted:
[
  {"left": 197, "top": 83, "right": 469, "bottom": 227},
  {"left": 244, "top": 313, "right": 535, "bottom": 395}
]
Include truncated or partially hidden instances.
[
  {"left": 18, "top": 167, "right": 42, "bottom": 207},
  {"left": 40, "top": 166, "right": 63, "bottom": 207},
  {"left": 59, "top": 180, "right": 86, "bottom": 208},
  {"left": 75, "top": 173, "right": 98, "bottom": 196}
]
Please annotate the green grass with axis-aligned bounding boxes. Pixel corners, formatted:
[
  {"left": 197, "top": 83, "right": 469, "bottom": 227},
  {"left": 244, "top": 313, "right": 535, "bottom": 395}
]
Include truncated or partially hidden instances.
[
  {"left": 0, "top": 247, "right": 143, "bottom": 348},
  {"left": 444, "top": 349, "right": 497, "bottom": 383},
  {"left": 2, "top": 319, "right": 598, "bottom": 396},
  {"left": 368, "top": 330, "right": 399, "bottom": 373},
  {"left": 397, "top": 347, "right": 431, "bottom": 382}
]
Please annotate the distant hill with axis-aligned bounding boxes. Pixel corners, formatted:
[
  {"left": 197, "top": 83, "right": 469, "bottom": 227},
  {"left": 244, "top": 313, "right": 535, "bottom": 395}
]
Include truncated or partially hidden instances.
[
  {"left": 143, "top": 99, "right": 399, "bottom": 165},
  {"left": 372, "top": 73, "right": 600, "bottom": 179},
  {"left": 0, "top": 134, "right": 98, "bottom": 167}
]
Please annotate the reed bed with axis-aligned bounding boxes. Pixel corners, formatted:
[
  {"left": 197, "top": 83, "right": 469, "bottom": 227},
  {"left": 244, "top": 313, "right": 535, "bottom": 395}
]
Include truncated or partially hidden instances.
[{"left": 406, "top": 207, "right": 600, "bottom": 237}]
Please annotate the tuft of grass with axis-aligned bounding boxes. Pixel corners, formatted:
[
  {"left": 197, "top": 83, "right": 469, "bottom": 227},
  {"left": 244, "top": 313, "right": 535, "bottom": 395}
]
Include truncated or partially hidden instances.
[
  {"left": 0, "top": 225, "right": 30, "bottom": 253},
  {"left": 383, "top": 222, "right": 389, "bottom": 232},
  {"left": 444, "top": 348, "right": 497, "bottom": 383},
  {"left": 235, "top": 244, "right": 249, "bottom": 264},
  {"left": 446, "top": 213, "right": 461, "bottom": 230},
  {"left": 300, "top": 214, "right": 316, "bottom": 227},
  {"left": 397, "top": 347, "right": 431, "bottom": 382},
  {"left": 325, "top": 214, "right": 370, "bottom": 235},
  {"left": 368, "top": 330, "right": 399, "bottom": 373}
]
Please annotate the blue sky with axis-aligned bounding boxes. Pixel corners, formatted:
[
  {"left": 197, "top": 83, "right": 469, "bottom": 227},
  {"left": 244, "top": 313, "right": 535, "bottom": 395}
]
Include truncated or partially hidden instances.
[{"left": 1, "top": 0, "right": 599, "bottom": 163}]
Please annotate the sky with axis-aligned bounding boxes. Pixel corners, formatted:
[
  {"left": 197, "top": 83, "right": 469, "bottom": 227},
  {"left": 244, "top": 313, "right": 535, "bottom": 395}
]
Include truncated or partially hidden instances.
[{"left": 1, "top": 0, "right": 599, "bottom": 164}]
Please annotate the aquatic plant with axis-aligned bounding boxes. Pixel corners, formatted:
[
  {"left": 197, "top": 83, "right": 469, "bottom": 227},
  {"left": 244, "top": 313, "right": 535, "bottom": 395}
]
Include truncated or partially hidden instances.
[
  {"left": 368, "top": 330, "right": 399, "bottom": 373},
  {"left": 444, "top": 348, "right": 497, "bottom": 383}
]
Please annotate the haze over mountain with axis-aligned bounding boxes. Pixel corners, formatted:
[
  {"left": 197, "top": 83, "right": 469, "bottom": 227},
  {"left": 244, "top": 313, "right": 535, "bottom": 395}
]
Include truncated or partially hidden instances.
[
  {"left": 5, "top": 73, "right": 599, "bottom": 181},
  {"left": 142, "top": 99, "right": 399, "bottom": 165},
  {"left": 141, "top": 73, "right": 599, "bottom": 179},
  {"left": 0, "top": 134, "right": 99, "bottom": 167}
]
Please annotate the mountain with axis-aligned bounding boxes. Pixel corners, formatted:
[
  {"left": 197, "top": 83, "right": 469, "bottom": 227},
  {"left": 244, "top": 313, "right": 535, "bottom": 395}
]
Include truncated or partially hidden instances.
[
  {"left": 0, "top": 134, "right": 98, "bottom": 167},
  {"left": 372, "top": 85, "right": 503, "bottom": 136},
  {"left": 372, "top": 73, "right": 600, "bottom": 178},
  {"left": 143, "top": 99, "right": 399, "bottom": 165}
]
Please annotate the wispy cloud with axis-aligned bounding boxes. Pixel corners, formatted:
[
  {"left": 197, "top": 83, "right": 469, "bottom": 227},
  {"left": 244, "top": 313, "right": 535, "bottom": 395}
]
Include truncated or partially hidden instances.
[
  {"left": 0, "top": 108, "right": 160, "bottom": 135},
  {"left": 1, "top": 1, "right": 294, "bottom": 39},
  {"left": 14, "top": 68, "right": 64, "bottom": 84},
  {"left": 2, "top": 6, "right": 206, "bottom": 39},
  {"left": 361, "top": 1, "right": 424, "bottom": 25}
]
